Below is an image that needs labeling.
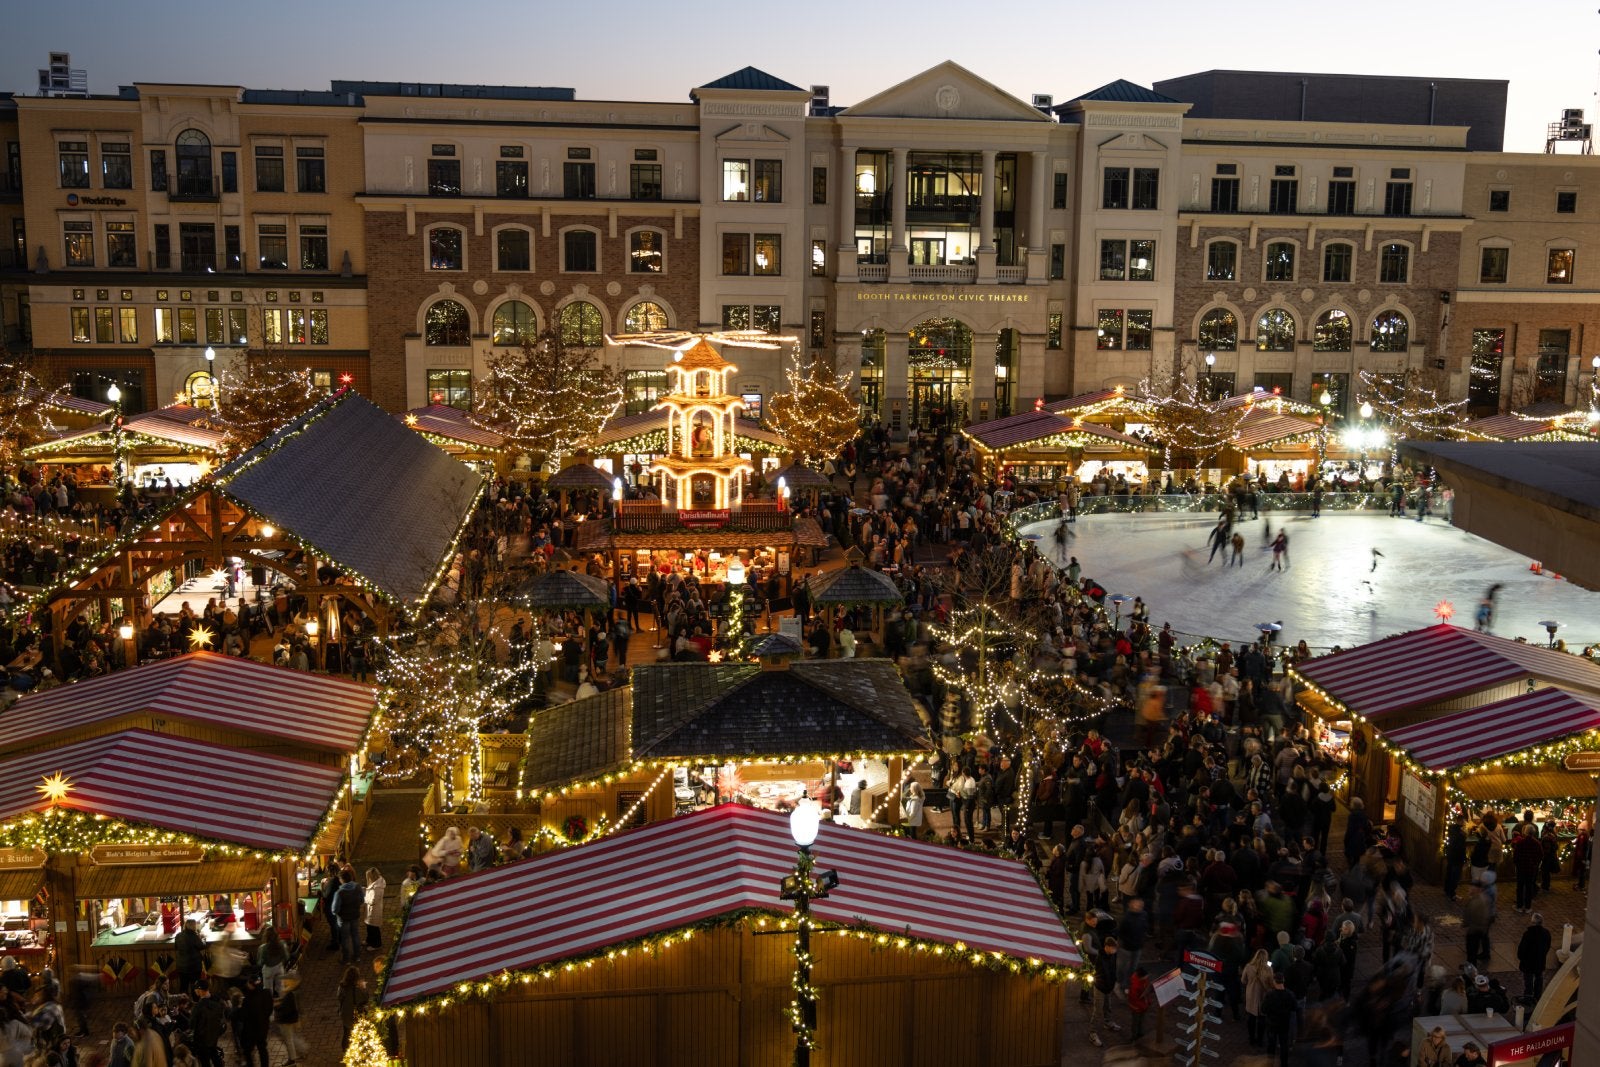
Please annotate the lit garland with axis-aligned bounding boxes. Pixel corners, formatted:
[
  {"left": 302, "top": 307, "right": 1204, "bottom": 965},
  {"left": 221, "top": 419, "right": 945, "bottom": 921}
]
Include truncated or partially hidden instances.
[
  {"left": 764, "top": 361, "right": 857, "bottom": 464},
  {"left": 788, "top": 847, "right": 820, "bottom": 1054},
  {"left": 368, "top": 908, "right": 1082, "bottom": 1023},
  {"left": 1355, "top": 368, "right": 1469, "bottom": 462},
  {"left": 521, "top": 751, "right": 930, "bottom": 803},
  {"left": 214, "top": 346, "right": 320, "bottom": 457},
  {"left": 0, "top": 796, "right": 347, "bottom": 863},
  {"left": 1135, "top": 377, "right": 1254, "bottom": 471},
  {"left": 21, "top": 425, "right": 222, "bottom": 461}
]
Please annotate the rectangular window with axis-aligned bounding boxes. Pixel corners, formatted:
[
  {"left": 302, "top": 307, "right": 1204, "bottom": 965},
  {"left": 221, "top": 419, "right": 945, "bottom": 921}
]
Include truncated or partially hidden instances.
[
  {"left": 629, "top": 230, "right": 662, "bottom": 274},
  {"left": 721, "top": 233, "right": 750, "bottom": 275},
  {"left": 562, "top": 161, "right": 595, "bottom": 199},
  {"left": 428, "top": 228, "right": 464, "bottom": 270},
  {"left": 1126, "top": 310, "right": 1153, "bottom": 350},
  {"left": 721, "top": 304, "right": 751, "bottom": 331},
  {"left": 59, "top": 142, "right": 89, "bottom": 188},
  {"left": 1096, "top": 309, "right": 1124, "bottom": 349},
  {"left": 1264, "top": 242, "right": 1295, "bottom": 282},
  {"left": 1210, "top": 177, "right": 1239, "bottom": 213},
  {"left": 105, "top": 221, "right": 137, "bottom": 268},
  {"left": 224, "top": 225, "right": 241, "bottom": 270},
  {"left": 1488, "top": 189, "right": 1510, "bottom": 212},
  {"left": 295, "top": 147, "right": 326, "bottom": 193},
  {"left": 1206, "top": 242, "right": 1236, "bottom": 281},
  {"left": 564, "top": 230, "right": 597, "bottom": 272},
  {"left": 310, "top": 308, "right": 328, "bottom": 344},
  {"left": 1128, "top": 239, "right": 1155, "bottom": 281},
  {"left": 812, "top": 166, "right": 828, "bottom": 205},
  {"left": 1379, "top": 243, "right": 1410, "bottom": 284},
  {"left": 70, "top": 307, "right": 90, "bottom": 343},
  {"left": 629, "top": 163, "right": 661, "bottom": 200},
  {"left": 1323, "top": 243, "right": 1352, "bottom": 283},
  {"left": 496, "top": 160, "right": 529, "bottom": 198},
  {"left": 63, "top": 220, "right": 94, "bottom": 266},
  {"left": 101, "top": 143, "right": 132, "bottom": 189},
  {"left": 311, "top": 370, "right": 333, "bottom": 392},
  {"left": 753, "top": 233, "right": 781, "bottom": 275},
  {"left": 427, "top": 369, "right": 473, "bottom": 410},
  {"left": 1479, "top": 246, "right": 1509, "bottom": 284},
  {"left": 178, "top": 307, "right": 197, "bottom": 344},
  {"left": 1468, "top": 329, "right": 1505, "bottom": 412},
  {"left": 258, "top": 224, "right": 289, "bottom": 270},
  {"left": 1098, "top": 239, "right": 1126, "bottom": 281},
  {"left": 94, "top": 307, "right": 114, "bottom": 344},
  {"left": 255, "top": 146, "right": 284, "bottom": 192},
  {"left": 287, "top": 308, "right": 307, "bottom": 344},
  {"left": 1383, "top": 181, "right": 1413, "bottom": 217},
  {"left": 228, "top": 307, "right": 248, "bottom": 344},
  {"left": 299, "top": 225, "right": 329, "bottom": 271},
  {"left": 753, "top": 160, "right": 783, "bottom": 203},
  {"left": 149, "top": 150, "right": 167, "bottom": 192},
  {"left": 1558, "top": 191, "right": 1578, "bottom": 214},
  {"left": 809, "top": 309, "right": 826, "bottom": 349},
  {"left": 754, "top": 304, "right": 781, "bottom": 333},
  {"left": 1052, "top": 172, "right": 1069, "bottom": 210},
  {"left": 566, "top": 147, "right": 590, "bottom": 160},
  {"left": 154, "top": 307, "right": 174, "bottom": 343},
  {"left": 1050, "top": 243, "right": 1065, "bottom": 280},
  {"left": 154, "top": 225, "right": 171, "bottom": 269},
  {"left": 262, "top": 308, "right": 282, "bottom": 345},
  {"left": 811, "top": 239, "right": 826, "bottom": 277},
  {"left": 1268, "top": 171, "right": 1298, "bottom": 214},
  {"left": 205, "top": 307, "right": 224, "bottom": 345},
  {"left": 1101, "top": 167, "right": 1129, "bottom": 210},
  {"left": 497, "top": 228, "right": 531, "bottom": 271},
  {"left": 1131, "top": 168, "right": 1159, "bottom": 210},
  {"left": 1548, "top": 248, "right": 1575, "bottom": 284},
  {"left": 1046, "top": 312, "right": 1063, "bottom": 350},
  {"left": 428, "top": 158, "right": 461, "bottom": 196},
  {"left": 1326, "top": 180, "right": 1356, "bottom": 215},
  {"left": 220, "top": 151, "right": 237, "bottom": 193}
]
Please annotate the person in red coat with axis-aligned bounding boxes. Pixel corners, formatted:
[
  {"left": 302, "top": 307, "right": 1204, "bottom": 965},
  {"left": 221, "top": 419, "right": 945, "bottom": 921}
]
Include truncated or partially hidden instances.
[{"left": 1511, "top": 824, "right": 1544, "bottom": 913}]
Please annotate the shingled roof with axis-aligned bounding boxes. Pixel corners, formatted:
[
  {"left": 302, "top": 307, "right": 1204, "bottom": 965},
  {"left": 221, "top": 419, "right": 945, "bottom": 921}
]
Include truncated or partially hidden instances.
[
  {"left": 806, "top": 564, "right": 904, "bottom": 605},
  {"left": 521, "top": 660, "right": 930, "bottom": 793},
  {"left": 514, "top": 568, "right": 612, "bottom": 611},
  {"left": 1063, "top": 79, "right": 1179, "bottom": 105},
  {"left": 215, "top": 390, "right": 482, "bottom": 610}
]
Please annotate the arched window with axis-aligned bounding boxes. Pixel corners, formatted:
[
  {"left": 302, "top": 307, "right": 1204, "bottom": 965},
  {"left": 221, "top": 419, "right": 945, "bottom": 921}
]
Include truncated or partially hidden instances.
[
  {"left": 1369, "top": 310, "right": 1410, "bottom": 353},
  {"left": 1198, "top": 308, "right": 1238, "bottom": 351},
  {"left": 559, "top": 300, "right": 603, "bottom": 347},
  {"left": 184, "top": 370, "right": 216, "bottom": 407},
  {"left": 907, "top": 317, "right": 973, "bottom": 369},
  {"left": 425, "top": 300, "right": 470, "bottom": 346},
  {"left": 174, "top": 129, "right": 212, "bottom": 196},
  {"left": 1255, "top": 309, "right": 1296, "bottom": 352},
  {"left": 491, "top": 300, "right": 537, "bottom": 346},
  {"left": 1313, "top": 309, "right": 1352, "bottom": 352},
  {"left": 623, "top": 301, "right": 668, "bottom": 333}
]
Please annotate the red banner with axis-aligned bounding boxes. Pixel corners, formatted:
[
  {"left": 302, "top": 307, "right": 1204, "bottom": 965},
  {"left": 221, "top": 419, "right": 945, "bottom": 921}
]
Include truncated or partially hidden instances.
[
  {"left": 679, "top": 509, "right": 731, "bottom": 529},
  {"left": 1490, "top": 1022, "right": 1574, "bottom": 1065}
]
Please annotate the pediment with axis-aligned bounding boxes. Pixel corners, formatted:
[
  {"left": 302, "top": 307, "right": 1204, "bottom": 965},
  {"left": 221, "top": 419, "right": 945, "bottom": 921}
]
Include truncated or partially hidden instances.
[
  {"left": 714, "top": 123, "right": 791, "bottom": 144},
  {"left": 840, "top": 61, "right": 1051, "bottom": 122}
]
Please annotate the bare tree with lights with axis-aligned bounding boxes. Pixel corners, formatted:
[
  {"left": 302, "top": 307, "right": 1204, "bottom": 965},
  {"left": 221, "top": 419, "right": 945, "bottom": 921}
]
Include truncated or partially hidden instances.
[
  {"left": 1355, "top": 366, "right": 1468, "bottom": 464},
  {"left": 471, "top": 327, "right": 624, "bottom": 470},
  {"left": 764, "top": 359, "right": 860, "bottom": 464},
  {"left": 213, "top": 317, "right": 320, "bottom": 455},
  {"left": 0, "top": 339, "right": 71, "bottom": 471},
  {"left": 1136, "top": 360, "right": 1250, "bottom": 481}
]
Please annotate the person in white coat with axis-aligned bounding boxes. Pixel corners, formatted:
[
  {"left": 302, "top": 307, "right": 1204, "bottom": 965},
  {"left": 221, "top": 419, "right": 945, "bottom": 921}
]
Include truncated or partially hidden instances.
[
  {"left": 363, "top": 868, "right": 387, "bottom": 951},
  {"left": 903, "top": 780, "right": 926, "bottom": 836}
]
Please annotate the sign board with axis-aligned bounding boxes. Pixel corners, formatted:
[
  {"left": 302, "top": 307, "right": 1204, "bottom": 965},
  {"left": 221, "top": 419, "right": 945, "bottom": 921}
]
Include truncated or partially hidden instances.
[
  {"left": 1182, "top": 949, "right": 1222, "bottom": 974},
  {"left": 1401, "top": 772, "right": 1437, "bottom": 835},
  {"left": 1564, "top": 751, "right": 1600, "bottom": 772},
  {"left": 1152, "top": 967, "right": 1186, "bottom": 1007},
  {"left": 779, "top": 615, "right": 804, "bottom": 644},
  {"left": 0, "top": 848, "right": 45, "bottom": 870},
  {"left": 90, "top": 844, "right": 204, "bottom": 866},
  {"left": 679, "top": 509, "right": 730, "bottom": 530},
  {"left": 1490, "top": 1021, "right": 1573, "bottom": 1065}
]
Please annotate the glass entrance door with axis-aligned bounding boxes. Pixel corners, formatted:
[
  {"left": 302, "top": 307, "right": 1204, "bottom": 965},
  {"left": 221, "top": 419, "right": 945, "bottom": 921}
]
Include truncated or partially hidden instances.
[{"left": 910, "top": 238, "right": 945, "bottom": 266}]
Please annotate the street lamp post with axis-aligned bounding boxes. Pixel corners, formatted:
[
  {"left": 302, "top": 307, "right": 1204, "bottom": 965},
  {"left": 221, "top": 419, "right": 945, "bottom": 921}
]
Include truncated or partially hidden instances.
[
  {"left": 106, "top": 383, "right": 126, "bottom": 488},
  {"left": 204, "top": 346, "right": 218, "bottom": 411},
  {"left": 1358, "top": 401, "right": 1375, "bottom": 483},
  {"left": 781, "top": 800, "right": 837, "bottom": 1067},
  {"left": 1316, "top": 388, "right": 1333, "bottom": 473},
  {"left": 1203, "top": 352, "right": 1215, "bottom": 401}
]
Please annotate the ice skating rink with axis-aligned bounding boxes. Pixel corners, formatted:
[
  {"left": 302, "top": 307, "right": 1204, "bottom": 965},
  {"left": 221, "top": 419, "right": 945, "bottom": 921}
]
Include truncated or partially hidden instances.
[{"left": 1019, "top": 510, "right": 1600, "bottom": 651}]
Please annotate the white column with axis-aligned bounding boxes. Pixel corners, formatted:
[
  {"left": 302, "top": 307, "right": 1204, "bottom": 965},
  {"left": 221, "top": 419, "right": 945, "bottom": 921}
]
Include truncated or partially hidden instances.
[
  {"left": 889, "top": 148, "right": 909, "bottom": 283},
  {"left": 885, "top": 333, "right": 910, "bottom": 440},
  {"left": 970, "top": 332, "right": 998, "bottom": 424},
  {"left": 978, "top": 150, "right": 997, "bottom": 252},
  {"left": 1026, "top": 151, "right": 1049, "bottom": 283},
  {"left": 837, "top": 145, "right": 858, "bottom": 282}
]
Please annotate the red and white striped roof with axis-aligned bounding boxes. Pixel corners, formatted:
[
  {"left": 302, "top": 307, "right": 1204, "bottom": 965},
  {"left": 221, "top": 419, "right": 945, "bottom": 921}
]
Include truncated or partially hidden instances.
[
  {"left": 0, "top": 728, "right": 343, "bottom": 850},
  {"left": 0, "top": 652, "right": 375, "bottom": 755},
  {"left": 1293, "top": 624, "right": 1600, "bottom": 719},
  {"left": 382, "top": 804, "right": 1080, "bottom": 1006},
  {"left": 1379, "top": 687, "right": 1600, "bottom": 771}
]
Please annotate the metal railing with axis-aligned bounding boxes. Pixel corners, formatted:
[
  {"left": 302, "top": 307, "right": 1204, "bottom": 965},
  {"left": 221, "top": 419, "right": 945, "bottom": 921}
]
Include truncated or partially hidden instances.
[
  {"left": 1006, "top": 491, "right": 1401, "bottom": 531},
  {"left": 167, "top": 175, "right": 220, "bottom": 201}
]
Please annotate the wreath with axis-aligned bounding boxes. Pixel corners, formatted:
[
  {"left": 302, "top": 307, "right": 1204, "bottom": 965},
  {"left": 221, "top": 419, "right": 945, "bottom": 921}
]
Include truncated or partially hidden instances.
[{"left": 562, "top": 814, "right": 588, "bottom": 842}]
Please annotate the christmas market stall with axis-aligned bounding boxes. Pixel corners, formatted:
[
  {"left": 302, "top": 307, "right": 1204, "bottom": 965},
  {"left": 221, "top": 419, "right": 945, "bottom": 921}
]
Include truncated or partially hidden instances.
[
  {"left": 1458, "top": 410, "right": 1597, "bottom": 443},
  {"left": 17, "top": 389, "right": 483, "bottom": 659},
  {"left": 0, "top": 726, "right": 348, "bottom": 983},
  {"left": 804, "top": 550, "right": 905, "bottom": 651},
  {"left": 1289, "top": 624, "right": 1600, "bottom": 879},
  {"left": 513, "top": 656, "right": 932, "bottom": 844},
  {"left": 962, "top": 408, "right": 1157, "bottom": 486},
  {"left": 1224, "top": 403, "right": 1325, "bottom": 483},
  {"left": 24, "top": 403, "right": 228, "bottom": 491},
  {"left": 400, "top": 405, "right": 508, "bottom": 470},
  {"left": 374, "top": 804, "right": 1083, "bottom": 1067}
]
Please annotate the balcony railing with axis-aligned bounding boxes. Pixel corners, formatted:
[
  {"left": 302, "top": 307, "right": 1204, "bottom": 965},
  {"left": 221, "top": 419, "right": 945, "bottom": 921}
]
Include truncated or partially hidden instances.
[
  {"left": 996, "top": 266, "right": 1027, "bottom": 284},
  {"left": 909, "top": 264, "right": 976, "bottom": 284},
  {"left": 167, "top": 175, "right": 220, "bottom": 202},
  {"left": 857, "top": 263, "right": 888, "bottom": 282},
  {"left": 148, "top": 252, "right": 246, "bottom": 273}
]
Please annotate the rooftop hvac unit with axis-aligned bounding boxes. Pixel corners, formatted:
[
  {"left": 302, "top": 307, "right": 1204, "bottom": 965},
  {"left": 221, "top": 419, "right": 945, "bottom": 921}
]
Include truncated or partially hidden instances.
[
  {"left": 1033, "top": 94, "right": 1054, "bottom": 110},
  {"left": 810, "top": 86, "right": 830, "bottom": 115},
  {"left": 1563, "top": 108, "right": 1585, "bottom": 124}
]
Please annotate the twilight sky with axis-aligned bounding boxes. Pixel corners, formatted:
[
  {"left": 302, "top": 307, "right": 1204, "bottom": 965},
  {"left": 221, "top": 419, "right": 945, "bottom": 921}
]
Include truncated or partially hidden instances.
[{"left": 3, "top": 0, "right": 1595, "bottom": 154}]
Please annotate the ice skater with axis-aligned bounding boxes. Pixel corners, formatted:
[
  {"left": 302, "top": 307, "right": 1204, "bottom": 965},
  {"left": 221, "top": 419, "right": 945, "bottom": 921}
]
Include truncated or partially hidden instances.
[
  {"left": 1476, "top": 583, "right": 1502, "bottom": 632},
  {"left": 1270, "top": 530, "right": 1289, "bottom": 571},
  {"left": 1370, "top": 547, "right": 1384, "bottom": 573},
  {"left": 1054, "top": 519, "right": 1073, "bottom": 559},
  {"left": 1231, "top": 531, "right": 1245, "bottom": 567},
  {"left": 1207, "top": 520, "right": 1230, "bottom": 564}
]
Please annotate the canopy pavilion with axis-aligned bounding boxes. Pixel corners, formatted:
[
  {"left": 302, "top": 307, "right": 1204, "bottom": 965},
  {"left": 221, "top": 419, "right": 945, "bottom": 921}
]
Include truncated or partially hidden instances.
[
  {"left": 24, "top": 403, "right": 229, "bottom": 490},
  {"left": 400, "top": 404, "right": 508, "bottom": 468},
  {"left": 377, "top": 803, "right": 1082, "bottom": 1067},
  {"left": 17, "top": 389, "right": 483, "bottom": 661}
]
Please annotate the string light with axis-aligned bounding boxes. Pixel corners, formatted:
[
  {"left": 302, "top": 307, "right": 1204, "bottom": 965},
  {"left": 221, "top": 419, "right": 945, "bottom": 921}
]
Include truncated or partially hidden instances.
[
  {"left": 214, "top": 345, "right": 320, "bottom": 457},
  {"left": 764, "top": 361, "right": 858, "bottom": 465},
  {"left": 470, "top": 327, "right": 624, "bottom": 469}
]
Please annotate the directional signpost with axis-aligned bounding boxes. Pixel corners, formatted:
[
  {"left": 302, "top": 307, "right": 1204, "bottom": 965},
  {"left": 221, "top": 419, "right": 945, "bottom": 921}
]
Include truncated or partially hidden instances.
[{"left": 1176, "top": 950, "right": 1223, "bottom": 1065}]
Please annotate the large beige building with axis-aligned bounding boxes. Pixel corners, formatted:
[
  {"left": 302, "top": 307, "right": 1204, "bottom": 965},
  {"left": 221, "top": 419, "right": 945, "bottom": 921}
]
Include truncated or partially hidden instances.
[{"left": 1, "top": 63, "right": 1595, "bottom": 435}]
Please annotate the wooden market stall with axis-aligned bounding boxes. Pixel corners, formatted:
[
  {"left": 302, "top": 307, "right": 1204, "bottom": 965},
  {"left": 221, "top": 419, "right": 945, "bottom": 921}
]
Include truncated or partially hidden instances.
[
  {"left": 962, "top": 408, "right": 1157, "bottom": 486},
  {"left": 24, "top": 403, "right": 228, "bottom": 491},
  {"left": 804, "top": 550, "right": 904, "bottom": 651},
  {"left": 511, "top": 657, "right": 932, "bottom": 844},
  {"left": 1289, "top": 624, "right": 1600, "bottom": 879},
  {"left": 20, "top": 390, "right": 483, "bottom": 658},
  {"left": 377, "top": 804, "right": 1083, "bottom": 1067},
  {"left": 0, "top": 726, "right": 349, "bottom": 983},
  {"left": 401, "top": 404, "right": 508, "bottom": 470},
  {"left": 1459, "top": 409, "right": 1598, "bottom": 444}
]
